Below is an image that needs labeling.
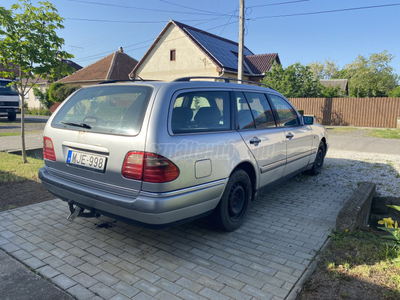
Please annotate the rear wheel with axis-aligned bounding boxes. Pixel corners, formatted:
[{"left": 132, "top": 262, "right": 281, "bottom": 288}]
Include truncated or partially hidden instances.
[
  {"left": 211, "top": 169, "right": 252, "bottom": 231},
  {"left": 8, "top": 114, "right": 16, "bottom": 121},
  {"left": 310, "top": 141, "right": 325, "bottom": 175}
]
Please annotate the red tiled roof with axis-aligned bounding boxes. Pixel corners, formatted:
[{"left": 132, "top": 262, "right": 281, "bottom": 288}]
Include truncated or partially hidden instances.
[
  {"left": 60, "top": 50, "right": 138, "bottom": 84},
  {"left": 245, "top": 53, "right": 281, "bottom": 75}
]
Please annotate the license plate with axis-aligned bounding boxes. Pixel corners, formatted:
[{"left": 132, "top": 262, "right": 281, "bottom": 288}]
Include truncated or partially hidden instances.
[{"left": 66, "top": 150, "right": 107, "bottom": 172}]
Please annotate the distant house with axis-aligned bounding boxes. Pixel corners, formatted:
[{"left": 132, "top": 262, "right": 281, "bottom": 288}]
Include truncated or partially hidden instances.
[
  {"left": 320, "top": 79, "right": 348, "bottom": 96},
  {"left": 1, "top": 60, "right": 82, "bottom": 108},
  {"left": 59, "top": 47, "right": 138, "bottom": 86},
  {"left": 130, "top": 20, "right": 281, "bottom": 82},
  {"left": 25, "top": 59, "right": 83, "bottom": 109}
]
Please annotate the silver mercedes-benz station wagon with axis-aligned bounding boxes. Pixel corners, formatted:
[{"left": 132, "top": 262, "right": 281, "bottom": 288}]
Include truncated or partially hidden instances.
[{"left": 39, "top": 77, "right": 328, "bottom": 231}]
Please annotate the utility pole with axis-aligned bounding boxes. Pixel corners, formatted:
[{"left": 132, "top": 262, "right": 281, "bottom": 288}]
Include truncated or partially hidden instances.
[{"left": 238, "top": 0, "right": 244, "bottom": 82}]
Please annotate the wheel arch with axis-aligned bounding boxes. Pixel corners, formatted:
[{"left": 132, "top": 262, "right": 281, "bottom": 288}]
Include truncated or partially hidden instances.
[
  {"left": 231, "top": 161, "right": 257, "bottom": 201},
  {"left": 320, "top": 137, "right": 327, "bottom": 155}
]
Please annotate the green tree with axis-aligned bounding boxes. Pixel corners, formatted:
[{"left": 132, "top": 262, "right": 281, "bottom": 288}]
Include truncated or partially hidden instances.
[
  {"left": 48, "top": 82, "right": 65, "bottom": 103},
  {"left": 339, "top": 51, "right": 399, "bottom": 97},
  {"left": 308, "top": 59, "right": 339, "bottom": 80},
  {"left": 49, "top": 82, "right": 80, "bottom": 103},
  {"left": 262, "top": 62, "right": 324, "bottom": 98},
  {"left": 33, "top": 87, "right": 51, "bottom": 109},
  {"left": 0, "top": 0, "right": 73, "bottom": 162},
  {"left": 388, "top": 86, "right": 400, "bottom": 97},
  {"left": 320, "top": 86, "right": 344, "bottom": 98}
]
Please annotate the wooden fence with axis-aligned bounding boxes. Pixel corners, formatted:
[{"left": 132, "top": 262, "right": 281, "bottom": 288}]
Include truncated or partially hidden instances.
[{"left": 289, "top": 98, "right": 400, "bottom": 128}]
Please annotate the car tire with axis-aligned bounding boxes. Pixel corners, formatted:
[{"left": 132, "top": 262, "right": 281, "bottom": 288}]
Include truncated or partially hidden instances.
[
  {"left": 211, "top": 169, "right": 252, "bottom": 231},
  {"left": 310, "top": 141, "right": 325, "bottom": 176},
  {"left": 8, "top": 114, "right": 16, "bottom": 121}
]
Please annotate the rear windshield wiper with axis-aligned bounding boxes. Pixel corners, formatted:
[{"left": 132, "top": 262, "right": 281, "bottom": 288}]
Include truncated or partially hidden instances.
[{"left": 61, "top": 121, "right": 91, "bottom": 129}]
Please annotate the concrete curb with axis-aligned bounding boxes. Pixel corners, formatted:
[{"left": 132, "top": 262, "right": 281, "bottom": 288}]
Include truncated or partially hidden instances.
[{"left": 335, "top": 182, "right": 376, "bottom": 232}]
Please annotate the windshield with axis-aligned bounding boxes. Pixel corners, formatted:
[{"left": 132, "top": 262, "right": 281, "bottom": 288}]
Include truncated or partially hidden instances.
[
  {"left": 51, "top": 85, "right": 153, "bottom": 136},
  {"left": 0, "top": 80, "right": 18, "bottom": 96}
]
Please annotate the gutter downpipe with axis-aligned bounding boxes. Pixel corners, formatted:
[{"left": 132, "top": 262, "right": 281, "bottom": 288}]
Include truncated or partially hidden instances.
[{"left": 219, "top": 68, "right": 225, "bottom": 78}]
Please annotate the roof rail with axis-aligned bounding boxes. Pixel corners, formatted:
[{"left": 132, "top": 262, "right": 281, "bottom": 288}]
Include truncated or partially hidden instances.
[
  {"left": 172, "top": 76, "right": 275, "bottom": 90},
  {"left": 98, "top": 79, "right": 135, "bottom": 84}
]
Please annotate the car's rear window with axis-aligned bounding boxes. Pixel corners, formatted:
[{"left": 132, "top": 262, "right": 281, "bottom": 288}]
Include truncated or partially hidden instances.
[{"left": 51, "top": 85, "right": 153, "bottom": 136}]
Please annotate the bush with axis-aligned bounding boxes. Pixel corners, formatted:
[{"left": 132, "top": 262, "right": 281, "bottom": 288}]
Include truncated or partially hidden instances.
[
  {"left": 388, "top": 86, "right": 400, "bottom": 97},
  {"left": 33, "top": 87, "right": 53, "bottom": 109},
  {"left": 49, "top": 82, "right": 81, "bottom": 103},
  {"left": 25, "top": 108, "right": 51, "bottom": 116}
]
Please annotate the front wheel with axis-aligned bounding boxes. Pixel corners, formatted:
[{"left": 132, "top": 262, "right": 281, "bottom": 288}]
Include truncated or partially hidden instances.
[
  {"left": 211, "top": 169, "right": 252, "bottom": 231},
  {"left": 309, "top": 141, "right": 325, "bottom": 175}
]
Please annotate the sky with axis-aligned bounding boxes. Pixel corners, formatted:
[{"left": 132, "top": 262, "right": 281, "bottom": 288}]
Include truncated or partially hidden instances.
[{"left": 2, "top": 0, "right": 400, "bottom": 75}]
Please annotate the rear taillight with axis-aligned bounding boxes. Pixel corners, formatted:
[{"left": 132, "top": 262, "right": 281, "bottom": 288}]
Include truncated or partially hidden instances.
[
  {"left": 122, "top": 152, "right": 144, "bottom": 180},
  {"left": 43, "top": 137, "right": 56, "bottom": 161},
  {"left": 143, "top": 153, "right": 180, "bottom": 183},
  {"left": 122, "top": 151, "right": 179, "bottom": 183}
]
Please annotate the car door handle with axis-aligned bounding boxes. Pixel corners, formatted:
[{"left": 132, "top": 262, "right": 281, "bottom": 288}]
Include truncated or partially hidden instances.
[
  {"left": 286, "top": 133, "right": 294, "bottom": 139},
  {"left": 249, "top": 137, "right": 261, "bottom": 144}
]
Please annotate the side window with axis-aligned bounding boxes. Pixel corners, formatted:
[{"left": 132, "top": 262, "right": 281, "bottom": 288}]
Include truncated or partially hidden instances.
[
  {"left": 268, "top": 95, "right": 300, "bottom": 127},
  {"left": 235, "top": 92, "right": 255, "bottom": 129},
  {"left": 243, "top": 92, "right": 276, "bottom": 128},
  {"left": 171, "top": 91, "right": 230, "bottom": 134}
]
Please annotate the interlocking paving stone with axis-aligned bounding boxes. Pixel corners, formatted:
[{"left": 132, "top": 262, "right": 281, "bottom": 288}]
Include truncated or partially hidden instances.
[
  {"left": 67, "top": 284, "right": 96, "bottom": 300},
  {"left": 0, "top": 179, "right": 353, "bottom": 299}
]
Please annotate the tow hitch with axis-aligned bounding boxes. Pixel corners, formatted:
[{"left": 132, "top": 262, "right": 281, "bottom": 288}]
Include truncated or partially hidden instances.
[{"left": 67, "top": 200, "right": 99, "bottom": 221}]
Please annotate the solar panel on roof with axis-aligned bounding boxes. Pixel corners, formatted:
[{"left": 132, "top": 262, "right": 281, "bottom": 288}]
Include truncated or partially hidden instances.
[{"left": 185, "top": 27, "right": 253, "bottom": 73}]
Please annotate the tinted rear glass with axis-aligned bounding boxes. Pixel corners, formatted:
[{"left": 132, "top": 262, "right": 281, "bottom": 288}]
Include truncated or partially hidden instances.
[
  {"left": 51, "top": 85, "right": 152, "bottom": 136},
  {"left": 0, "top": 80, "right": 18, "bottom": 96}
]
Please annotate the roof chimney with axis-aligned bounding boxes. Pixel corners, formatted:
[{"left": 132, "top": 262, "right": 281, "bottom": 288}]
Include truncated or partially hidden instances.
[{"left": 118, "top": 47, "right": 123, "bottom": 53}]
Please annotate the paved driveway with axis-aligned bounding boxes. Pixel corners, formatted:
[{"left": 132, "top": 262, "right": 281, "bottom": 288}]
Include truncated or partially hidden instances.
[{"left": 0, "top": 179, "right": 352, "bottom": 300}]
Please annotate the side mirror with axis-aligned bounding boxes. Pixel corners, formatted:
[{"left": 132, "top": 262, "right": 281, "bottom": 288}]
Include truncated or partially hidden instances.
[{"left": 303, "top": 116, "right": 314, "bottom": 125}]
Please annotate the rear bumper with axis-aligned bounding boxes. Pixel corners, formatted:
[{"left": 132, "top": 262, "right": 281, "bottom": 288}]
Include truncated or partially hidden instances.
[{"left": 39, "top": 167, "right": 226, "bottom": 226}]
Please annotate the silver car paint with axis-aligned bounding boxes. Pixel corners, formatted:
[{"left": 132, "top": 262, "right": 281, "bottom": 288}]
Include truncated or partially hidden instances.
[{"left": 39, "top": 81, "right": 327, "bottom": 226}]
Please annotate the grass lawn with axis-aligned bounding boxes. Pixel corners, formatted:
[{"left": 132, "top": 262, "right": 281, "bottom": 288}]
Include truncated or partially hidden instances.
[
  {"left": 0, "top": 131, "right": 42, "bottom": 137},
  {"left": 298, "top": 230, "right": 400, "bottom": 299},
  {"left": 328, "top": 127, "right": 359, "bottom": 132},
  {"left": 0, "top": 152, "right": 44, "bottom": 182},
  {"left": 369, "top": 128, "right": 400, "bottom": 139}
]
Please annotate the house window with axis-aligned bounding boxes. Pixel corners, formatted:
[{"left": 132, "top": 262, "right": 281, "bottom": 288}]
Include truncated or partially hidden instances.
[{"left": 170, "top": 49, "right": 176, "bottom": 61}]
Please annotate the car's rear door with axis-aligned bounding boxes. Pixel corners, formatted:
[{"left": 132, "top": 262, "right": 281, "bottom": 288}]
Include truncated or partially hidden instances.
[{"left": 235, "top": 91, "right": 286, "bottom": 188}]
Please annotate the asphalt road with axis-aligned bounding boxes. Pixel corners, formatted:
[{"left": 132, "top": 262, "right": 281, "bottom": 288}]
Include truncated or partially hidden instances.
[{"left": 327, "top": 129, "right": 400, "bottom": 155}]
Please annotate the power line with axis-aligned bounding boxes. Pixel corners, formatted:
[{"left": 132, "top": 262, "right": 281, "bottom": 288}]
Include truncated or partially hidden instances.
[
  {"left": 251, "top": 3, "right": 400, "bottom": 20},
  {"left": 159, "top": 0, "right": 309, "bottom": 15},
  {"left": 73, "top": 2, "right": 399, "bottom": 65},
  {"left": 220, "top": 5, "right": 239, "bottom": 36},
  {"left": 158, "top": 0, "right": 232, "bottom": 17},
  {"left": 74, "top": 20, "right": 238, "bottom": 63},
  {"left": 64, "top": 17, "right": 215, "bottom": 24},
  {"left": 65, "top": 18, "right": 167, "bottom": 24},
  {"left": 67, "top": 0, "right": 225, "bottom": 16},
  {"left": 251, "top": 0, "right": 309, "bottom": 9}
]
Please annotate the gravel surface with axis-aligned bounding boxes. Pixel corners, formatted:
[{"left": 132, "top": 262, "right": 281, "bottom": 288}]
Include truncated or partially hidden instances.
[{"left": 306, "top": 149, "right": 400, "bottom": 197}]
